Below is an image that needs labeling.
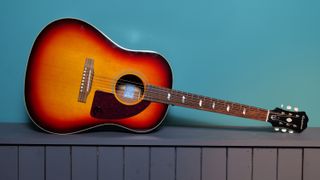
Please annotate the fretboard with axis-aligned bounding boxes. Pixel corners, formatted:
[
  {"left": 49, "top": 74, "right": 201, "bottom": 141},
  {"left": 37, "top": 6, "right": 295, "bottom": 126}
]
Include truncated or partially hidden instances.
[{"left": 144, "top": 85, "right": 269, "bottom": 121}]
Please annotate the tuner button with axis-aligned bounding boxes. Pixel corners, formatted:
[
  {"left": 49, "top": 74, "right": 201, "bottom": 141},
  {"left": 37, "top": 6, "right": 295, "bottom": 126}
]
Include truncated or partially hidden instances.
[
  {"left": 274, "top": 127, "right": 280, "bottom": 131},
  {"left": 286, "top": 105, "right": 292, "bottom": 110},
  {"left": 289, "top": 130, "right": 294, "bottom": 134},
  {"left": 286, "top": 118, "right": 293, "bottom": 122},
  {"left": 294, "top": 107, "right": 299, "bottom": 112},
  {"left": 281, "top": 104, "right": 284, "bottom": 108},
  {"left": 281, "top": 128, "right": 287, "bottom": 133}
]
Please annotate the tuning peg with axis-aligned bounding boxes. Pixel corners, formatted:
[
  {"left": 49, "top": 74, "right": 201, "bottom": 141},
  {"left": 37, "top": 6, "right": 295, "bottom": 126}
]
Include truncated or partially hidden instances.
[
  {"left": 286, "top": 105, "right": 292, "bottom": 110},
  {"left": 288, "top": 130, "right": 294, "bottom": 133},
  {"left": 294, "top": 107, "right": 299, "bottom": 112},
  {"left": 274, "top": 127, "right": 280, "bottom": 132},
  {"left": 281, "top": 128, "right": 287, "bottom": 133}
]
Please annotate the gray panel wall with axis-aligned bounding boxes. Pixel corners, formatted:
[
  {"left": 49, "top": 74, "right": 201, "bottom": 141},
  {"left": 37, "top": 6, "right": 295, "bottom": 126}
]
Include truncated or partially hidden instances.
[{"left": 1, "top": 146, "right": 320, "bottom": 180}]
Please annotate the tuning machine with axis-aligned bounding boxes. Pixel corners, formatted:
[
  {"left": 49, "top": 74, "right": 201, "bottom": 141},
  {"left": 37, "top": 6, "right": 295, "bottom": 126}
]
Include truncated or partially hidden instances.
[
  {"left": 281, "top": 104, "right": 299, "bottom": 112},
  {"left": 274, "top": 127, "right": 295, "bottom": 133},
  {"left": 281, "top": 128, "right": 287, "bottom": 133},
  {"left": 288, "top": 130, "right": 294, "bottom": 133}
]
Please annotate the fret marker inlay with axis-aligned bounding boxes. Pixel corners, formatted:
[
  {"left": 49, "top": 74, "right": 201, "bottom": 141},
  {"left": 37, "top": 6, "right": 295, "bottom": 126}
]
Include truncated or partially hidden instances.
[
  {"left": 212, "top": 102, "right": 215, "bottom": 109},
  {"left": 199, "top": 100, "right": 202, "bottom": 107},
  {"left": 227, "top": 105, "right": 230, "bottom": 112},
  {"left": 182, "top": 96, "right": 186, "bottom": 103},
  {"left": 243, "top": 108, "right": 246, "bottom": 115},
  {"left": 167, "top": 93, "right": 171, "bottom": 100}
]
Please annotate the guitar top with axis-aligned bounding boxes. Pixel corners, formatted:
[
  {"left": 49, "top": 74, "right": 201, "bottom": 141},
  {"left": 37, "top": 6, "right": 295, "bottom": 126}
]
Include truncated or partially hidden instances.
[{"left": 25, "top": 18, "right": 309, "bottom": 134}]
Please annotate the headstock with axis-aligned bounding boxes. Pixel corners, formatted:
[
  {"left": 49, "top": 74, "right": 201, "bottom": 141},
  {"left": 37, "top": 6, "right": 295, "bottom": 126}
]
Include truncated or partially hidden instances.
[{"left": 267, "top": 105, "right": 308, "bottom": 133}]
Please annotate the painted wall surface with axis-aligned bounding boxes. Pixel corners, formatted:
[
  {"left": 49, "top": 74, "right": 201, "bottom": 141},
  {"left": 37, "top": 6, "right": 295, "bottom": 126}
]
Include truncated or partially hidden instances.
[{"left": 0, "top": 0, "right": 319, "bottom": 127}]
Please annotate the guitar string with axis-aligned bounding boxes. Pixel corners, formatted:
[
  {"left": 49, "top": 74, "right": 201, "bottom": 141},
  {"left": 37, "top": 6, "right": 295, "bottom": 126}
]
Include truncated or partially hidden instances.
[
  {"left": 41, "top": 67, "right": 269, "bottom": 115},
  {"left": 93, "top": 77, "right": 261, "bottom": 112},
  {"left": 93, "top": 80, "right": 261, "bottom": 114},
  {"left": 112, "top": 88, "right": 298, "bottom": 125},
  {"left": 93, "top": 77, "right": 261, "bottom": 111},
  {"left": 41, "top": 63, "right": 287, "bottom": 113},
  {"left": 42, "top": 64, "right": 296, "bottom": 119},
  {"left": 93, "top": 88, "right": 294, "bottom": 127},
  {"left": 94, "top": 77, "right": 245, "bottom": 108},
  {"left": 85, "top": 82, "right": 264, "bottom": 118},
  {"left": 94, "top": 87, "right": 267, "bottom": 120},
  {"left": 90, "top": 79, "right": 295, "bottom": 119},
  {"left": 50, "top": 71, "right": 269, "bottom": 116},
  {"left": 95, "top": 85, "right": 236, "bottom": 111},
  {"left": 81, "top": 82, "right": 299, "bottom": 126},
  {"left": 40, "top": 66, "right": 292, "bottom": 120},
  {"left": 94, "top": 75, "right": 289, "bottom": 115}
]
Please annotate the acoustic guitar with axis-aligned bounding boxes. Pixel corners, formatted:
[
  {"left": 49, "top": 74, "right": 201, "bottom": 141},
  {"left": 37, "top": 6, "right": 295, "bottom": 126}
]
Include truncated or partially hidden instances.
[{"left": 25, "top": 18, "right": 308, "bottom": 134}]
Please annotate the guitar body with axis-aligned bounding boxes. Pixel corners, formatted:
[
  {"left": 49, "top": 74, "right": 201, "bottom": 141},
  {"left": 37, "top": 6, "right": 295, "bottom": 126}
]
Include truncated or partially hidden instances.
[{"left": 25, "top": 18, "right": 172, "bottom": 134}]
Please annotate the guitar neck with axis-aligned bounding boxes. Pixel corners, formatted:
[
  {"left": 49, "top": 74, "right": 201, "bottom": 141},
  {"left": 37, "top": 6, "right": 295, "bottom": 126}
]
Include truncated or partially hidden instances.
[{"left": 145, "top": 85, "right": 269, "bottom": 122}]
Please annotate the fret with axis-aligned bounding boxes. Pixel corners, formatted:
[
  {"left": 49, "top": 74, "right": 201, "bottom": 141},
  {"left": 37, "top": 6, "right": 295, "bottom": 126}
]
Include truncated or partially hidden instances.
[{"left": 145, "top": 85, "right": 268, "bottom": 121}]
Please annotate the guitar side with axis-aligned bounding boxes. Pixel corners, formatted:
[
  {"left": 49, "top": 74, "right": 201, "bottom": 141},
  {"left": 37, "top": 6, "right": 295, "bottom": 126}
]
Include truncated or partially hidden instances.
[{"left": 25, "top": 18, "right": 173, "bottom": 134}]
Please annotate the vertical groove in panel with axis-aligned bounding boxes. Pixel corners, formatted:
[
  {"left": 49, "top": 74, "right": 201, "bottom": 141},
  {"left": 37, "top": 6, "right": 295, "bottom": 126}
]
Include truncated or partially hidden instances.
[
  {"left": 226, "top": 147, "right": 228, "bottom": 180},
  {"left": 97, "top": 147, "right": 99, "bottom": 180},
  {"left": 200, "top": 147, "right": 203, "bottom": 180},
  {"left": 72, "top": 146, "right": 97, "bottom": 180},
  {"left": 175, "top": 147, "right": 177, "bottom": 179},
  {"left": 70, "top": 146, "right": 73, "bottom": 180},
  {"left": 303, "top": 148, "right": 320, "bottom": 180},
  {"left": 150, "top": 147, "right": 175, "bottom": 180},
  {"left": 149, "top": 147, "right": 151, "bottom": 180},
  {"left": 44, "top": 145, "right": 47, "bottom": 180},
  {"left": 227, "top": 148, "right": 252, "bottom": 180},
  {"left": 18, "top": 146, "right": 19, "bottom": 180},
  {"left": 98, "top": 146, "right": 123, "bottom": 180},
  {"left": 276, "top": 149, "right": 279, "bottom": 180},
  {"left": 251, "top": 149, "right": 253, "bottom": 180},
  {"left": 176, "top": 147, "right": 201, "bottom": 180},
  {"left": 278, "top": 148, "right": 302, "bottom": 180},
  {"left": 123, "top": 146, "right": 125, "bottom": 180},
  {"left": 0, "top": 146, "right": 18, "bottom": 180},
  {"left": 200, "top": 148, "right": 203, "bottom": 180},
  {"left": 202, "top": 148, "right": 227, "bottom": 180},
  {"left": 19, "top": 146, "right": 45, "bottom": 180},
  {"left": 46, "top": 146, "right": 71, "bottom": 180},
  {"left": 252, "top": 148, "right": 277, "bottom": 180},
  {"left": 301, "top": 148, "right": 304, "bottom": 180},
  {"left": 124, "top": 147, "right": 149, "bottom": 180}
]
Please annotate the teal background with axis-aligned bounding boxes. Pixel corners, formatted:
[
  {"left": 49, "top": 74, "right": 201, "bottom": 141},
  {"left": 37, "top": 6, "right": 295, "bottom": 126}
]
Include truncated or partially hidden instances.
[{"left": 0, "top": 0, "right": 319, "bottom": 127}]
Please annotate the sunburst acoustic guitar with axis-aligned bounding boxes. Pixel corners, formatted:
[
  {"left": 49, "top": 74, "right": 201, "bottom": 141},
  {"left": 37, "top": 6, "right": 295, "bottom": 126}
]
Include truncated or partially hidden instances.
[{"left": 24, "top": 18, "right": 309, "bottom": 134}]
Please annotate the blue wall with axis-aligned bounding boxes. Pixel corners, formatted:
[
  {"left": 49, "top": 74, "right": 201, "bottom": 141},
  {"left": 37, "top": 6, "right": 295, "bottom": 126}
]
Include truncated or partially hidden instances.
[{"left": 1, "top": 0, "right": 319, "bottom": 127}]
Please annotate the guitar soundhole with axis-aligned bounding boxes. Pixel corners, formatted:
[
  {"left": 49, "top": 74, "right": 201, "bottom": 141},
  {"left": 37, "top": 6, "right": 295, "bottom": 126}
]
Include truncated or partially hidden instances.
[{"left": 115, "top": 74, "right": 145, "bottom": 105}]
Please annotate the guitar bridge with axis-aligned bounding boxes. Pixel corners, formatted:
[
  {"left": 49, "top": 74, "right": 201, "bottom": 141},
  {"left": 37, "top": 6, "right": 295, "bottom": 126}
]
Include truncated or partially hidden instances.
[{"left": 78, "top": 58, "right": 94, "bottom": 103}]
